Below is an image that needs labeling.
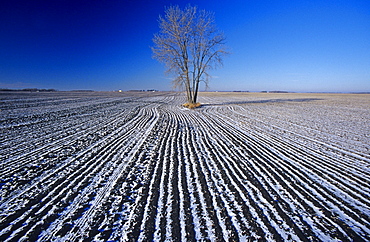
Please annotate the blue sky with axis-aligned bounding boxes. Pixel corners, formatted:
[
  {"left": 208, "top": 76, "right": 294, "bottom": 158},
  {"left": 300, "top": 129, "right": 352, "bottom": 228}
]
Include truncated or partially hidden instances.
[{"left": 1, "top": 0, "right": 369, "bottom": 92}]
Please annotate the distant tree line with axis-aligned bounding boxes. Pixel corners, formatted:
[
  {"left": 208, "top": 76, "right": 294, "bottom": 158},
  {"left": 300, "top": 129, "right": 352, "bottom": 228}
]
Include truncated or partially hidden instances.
[
  {"left": 0, "top": 88, "right": 58, "bottom": 92},
  {"left": 127, "top": 89, "right": 159, "bottom": 92}
]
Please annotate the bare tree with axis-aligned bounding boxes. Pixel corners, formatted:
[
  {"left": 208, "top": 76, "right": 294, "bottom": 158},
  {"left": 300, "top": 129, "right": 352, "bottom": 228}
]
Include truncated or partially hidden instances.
[{"left": 152, "top": 5, "right": 227, "bottom": 105}]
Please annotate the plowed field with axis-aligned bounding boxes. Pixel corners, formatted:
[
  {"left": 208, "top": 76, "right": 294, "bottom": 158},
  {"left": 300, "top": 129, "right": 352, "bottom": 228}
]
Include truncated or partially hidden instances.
[{"left": 1, "top": 91, "right": 369, "bottom": 241}]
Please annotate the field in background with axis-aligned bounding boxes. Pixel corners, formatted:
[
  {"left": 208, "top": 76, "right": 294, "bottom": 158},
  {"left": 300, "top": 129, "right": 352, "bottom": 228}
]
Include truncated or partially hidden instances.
[{"left": 1, "top": 91, "right": 369, "bottom": 241}]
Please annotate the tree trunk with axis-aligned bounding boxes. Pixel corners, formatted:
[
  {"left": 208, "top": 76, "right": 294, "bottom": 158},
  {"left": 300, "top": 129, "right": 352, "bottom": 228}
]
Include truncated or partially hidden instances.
[
  {"left": 185, "top": 79, "right": 192, "bottom": 103},
  {"left": 192, "top": 79, "right": 200, "bottom": 104}
]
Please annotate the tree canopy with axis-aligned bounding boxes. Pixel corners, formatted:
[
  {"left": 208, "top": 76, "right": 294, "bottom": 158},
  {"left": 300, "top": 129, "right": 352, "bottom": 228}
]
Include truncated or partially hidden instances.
[{"left": 152, "top": 5, "right": 228, "bottom": 105}]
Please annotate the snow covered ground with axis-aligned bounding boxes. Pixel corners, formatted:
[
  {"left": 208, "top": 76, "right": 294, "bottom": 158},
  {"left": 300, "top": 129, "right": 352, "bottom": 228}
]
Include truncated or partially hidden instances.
[{"left": 0, "top": 91, "right": 369, "bottom": 241}]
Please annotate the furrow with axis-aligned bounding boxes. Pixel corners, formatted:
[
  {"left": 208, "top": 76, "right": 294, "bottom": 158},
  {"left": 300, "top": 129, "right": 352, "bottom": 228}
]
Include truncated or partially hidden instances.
[
  {"left": 0, "top": 105, "right": 158, "bottom": 241},
  {"left": 204, "top": 109, "right": 370, "bottom": 241}
]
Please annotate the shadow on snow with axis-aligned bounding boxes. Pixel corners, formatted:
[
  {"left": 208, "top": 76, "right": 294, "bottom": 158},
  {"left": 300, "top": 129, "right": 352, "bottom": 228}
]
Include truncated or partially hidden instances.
[{"left": 202, "top": 98, "right": 323, "bottom": 107}]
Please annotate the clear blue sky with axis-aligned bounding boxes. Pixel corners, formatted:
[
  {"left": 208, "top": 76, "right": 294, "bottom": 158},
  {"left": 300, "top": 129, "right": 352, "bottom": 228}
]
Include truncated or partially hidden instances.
[{"left": 1, "top": 0, "right": 369, "bottom": 92}]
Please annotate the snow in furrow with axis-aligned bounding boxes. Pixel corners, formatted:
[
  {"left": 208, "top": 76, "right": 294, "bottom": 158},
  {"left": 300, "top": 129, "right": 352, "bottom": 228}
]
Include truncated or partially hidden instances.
[
  {"left": 183, "top": 127, "right": 215, "bottom": 240},
  {"left": 208, "top": 109, "right": 368, "bottom": 240},
  {"left": 0, "top": 105, "right": 144, "bottom": 206},
  {"left": 197, "top": 101, "right": 368, "bottom": 240},
  {"left": 184, "top": 114, "right": 237, "bottom": 241},
  {"left": 232, "top": 113, "right": 370, "bottom": 229},
  {"left": 150, "top": 118, "right": 175, "bottom": 241},
  {"left": 120, "top": 109, "right": 166, "bottom": 241},
  {"left": 14, "top": 110, "right": 156, "bottom": 241},
  {"left": 1, "top": 105, "right": 145, "bottom": 211},
  {"left": 194, "top": 113, "right": 301, "bottom": 241},
  {"left": 214, "top": 108, "right": 370, "bottom": 216},
  {"left": 1, "top": 92, "right": 369, "bottom": 241},
  {"left": 71, "top": 107, "right": 160, "bottom": 241}
]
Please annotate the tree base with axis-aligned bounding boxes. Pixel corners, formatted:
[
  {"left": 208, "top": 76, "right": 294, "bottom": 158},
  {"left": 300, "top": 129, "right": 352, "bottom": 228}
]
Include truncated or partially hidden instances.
[{"left": 182, "top": 102, "right": 201, "bottom": 109}]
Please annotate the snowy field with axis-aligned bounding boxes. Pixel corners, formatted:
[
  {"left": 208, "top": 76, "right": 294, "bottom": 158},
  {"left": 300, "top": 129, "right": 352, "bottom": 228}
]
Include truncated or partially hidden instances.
[{"left": 0, "top": 91, "right": 369, "bottom": 241}]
